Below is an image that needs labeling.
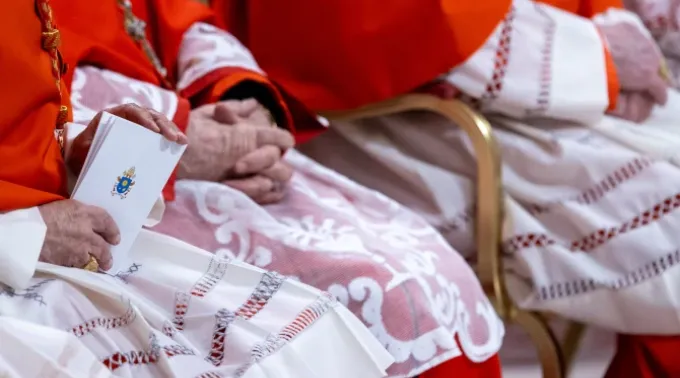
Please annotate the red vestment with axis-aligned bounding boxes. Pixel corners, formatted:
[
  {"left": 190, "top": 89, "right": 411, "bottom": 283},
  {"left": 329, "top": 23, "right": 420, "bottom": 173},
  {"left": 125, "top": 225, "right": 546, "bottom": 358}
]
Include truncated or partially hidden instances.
[
  {"left": 0, "top": 0, "right": 70, "bottom": 211},
  {"left": 542, "top": 0, "right": 624, "bottom": 17},
  {"left": 51, "top": 0, "right": 325, "bottom": 200},
  {"left": 212, "top": 0, "right": 513, "bottom": 111}
]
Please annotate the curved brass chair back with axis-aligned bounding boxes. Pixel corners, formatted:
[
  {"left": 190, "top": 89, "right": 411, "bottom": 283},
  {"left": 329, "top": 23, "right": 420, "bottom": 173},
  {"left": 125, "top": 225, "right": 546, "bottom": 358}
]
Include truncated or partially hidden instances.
[
  {"left": 322, "top": 94, "right": 577, "bottom": 378},
  {"left": 321, "top": 94, "right": 508, "bottom": 314}
]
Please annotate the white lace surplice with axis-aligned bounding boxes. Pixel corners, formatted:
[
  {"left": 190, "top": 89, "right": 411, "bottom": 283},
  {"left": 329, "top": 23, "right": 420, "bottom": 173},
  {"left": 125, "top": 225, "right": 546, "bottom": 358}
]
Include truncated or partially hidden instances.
[
  {"left": 67, "top": 22, "right": 505, "bottom": 378},
  {"left": 0, "top": 227, "right": 393, "bottom": 378}
]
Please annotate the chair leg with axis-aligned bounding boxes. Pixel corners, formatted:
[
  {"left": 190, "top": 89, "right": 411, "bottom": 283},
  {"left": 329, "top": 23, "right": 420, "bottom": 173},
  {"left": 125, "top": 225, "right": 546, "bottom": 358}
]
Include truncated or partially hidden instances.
[
  {"left": 561, "top": 321, "right": 586, "bottom": 376},
  {"left": 513, "top": 310, "right": 565, "bottom": 378}
]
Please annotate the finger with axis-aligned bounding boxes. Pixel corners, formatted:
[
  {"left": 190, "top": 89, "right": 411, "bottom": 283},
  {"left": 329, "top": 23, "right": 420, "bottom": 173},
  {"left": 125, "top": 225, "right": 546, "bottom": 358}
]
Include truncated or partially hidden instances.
[
  {"left": 633, "top": 93, "right": 655, "bottom": 123},
  {"left": 223, "top": 176, "right": 274, "bottom": 199},
  {"left": 84, "top": 112, "right": 104, "bottom": 139},
  {"left": 252, "top": 190, "right": 286, "bottom": 205},
  {"left": 108, "top": 104, "right": 161, "bottom": 133},
  {"left": 86, "top": 205, "right": 121, "bottom": 245},
  {"left": 255, "top": 127, "right": 295, "bottom": 149},
  {"left": 259, "top": 161, "right": 294, "bottom": 183},
  {"left": 67, "top": 248, "right": 93, "bottom": 269},
  {"left": 87, "top": 235, "right": 114, "bottom": 271},
  {"left": 250, "top": 106, "right": 275, "bottom": 127},
  {"left": 236, "top": 98, "right": 262, "bottom": 117},
  {"left": 149, "top": 110, "right": 187, "bottom": 144},
  {"left": 233, "top": 145, "right": 281, "bottom": 175},
  {"left": 214, "top": 102, "right": 240, "bottom": 125},
  {"left": 646, "top": 75, "right": 669, "bottom": 106}
]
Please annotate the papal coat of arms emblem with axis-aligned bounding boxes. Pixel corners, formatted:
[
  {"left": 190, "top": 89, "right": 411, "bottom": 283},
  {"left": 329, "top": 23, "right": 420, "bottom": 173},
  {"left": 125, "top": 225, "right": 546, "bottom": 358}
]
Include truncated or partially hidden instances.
[{"left": 112, "top": 167, "right": 136, "bottom": 199}]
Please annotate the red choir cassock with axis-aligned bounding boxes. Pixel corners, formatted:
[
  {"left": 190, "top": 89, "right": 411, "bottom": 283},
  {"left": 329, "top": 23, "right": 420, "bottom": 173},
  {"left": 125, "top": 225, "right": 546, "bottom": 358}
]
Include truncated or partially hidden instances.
[
  {"left": 0, "top": 0, "right": 71, "bottom": 212},
  {"left": 50, "top": 0, "right": 325, "bottom": 200},
  {"left": 210, "top": 0, "right": 678, "bottom": 377}
]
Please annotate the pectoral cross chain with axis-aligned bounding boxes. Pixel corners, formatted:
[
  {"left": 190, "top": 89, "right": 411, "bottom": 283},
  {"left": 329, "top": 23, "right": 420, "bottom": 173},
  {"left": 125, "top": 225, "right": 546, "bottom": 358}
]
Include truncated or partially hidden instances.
[{"left": 118, "top": 0, "right": 169, "bottom": 82}]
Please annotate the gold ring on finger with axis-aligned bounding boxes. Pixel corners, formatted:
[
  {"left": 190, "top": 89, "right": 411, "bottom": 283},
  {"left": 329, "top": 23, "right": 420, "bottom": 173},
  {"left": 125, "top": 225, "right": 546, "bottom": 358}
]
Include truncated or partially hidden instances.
[{"left": 82, "top": 255, "right": 99, "bottom": 272}]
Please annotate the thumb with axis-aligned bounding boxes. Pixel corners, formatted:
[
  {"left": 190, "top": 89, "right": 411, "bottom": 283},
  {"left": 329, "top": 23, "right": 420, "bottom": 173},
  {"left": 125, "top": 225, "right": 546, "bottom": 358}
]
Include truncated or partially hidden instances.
[
  {"left": 214, "top": 102, "right": 239, "bottom": 125},
  {"left": 67, "top": 112, "right": 102, "bottom": 174},
  {"left": 646, "top": 75, "right": 669, "bottom": 106},
  {"left": 81, "top": 111, "right": 104, "bottom": 140}
]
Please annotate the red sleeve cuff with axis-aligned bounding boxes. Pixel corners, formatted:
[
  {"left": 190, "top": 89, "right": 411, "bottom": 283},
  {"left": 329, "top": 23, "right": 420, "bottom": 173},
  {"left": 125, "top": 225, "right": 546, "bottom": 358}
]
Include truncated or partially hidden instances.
[
  {"left": 180, "top": 67, "right": 295, "bottom": 131},
  {"left": 162, "top": 96, "right": 191, "bottom": 202},
  {"left": 596, "top": 28, "right": 620, "bottom": 112}
]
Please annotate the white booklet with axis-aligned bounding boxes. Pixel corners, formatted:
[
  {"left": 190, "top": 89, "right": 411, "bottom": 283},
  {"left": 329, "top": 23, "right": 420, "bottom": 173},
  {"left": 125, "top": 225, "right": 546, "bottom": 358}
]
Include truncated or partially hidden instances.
[{"left": 71, "top": 112, "right": 187, "bottom": 273}]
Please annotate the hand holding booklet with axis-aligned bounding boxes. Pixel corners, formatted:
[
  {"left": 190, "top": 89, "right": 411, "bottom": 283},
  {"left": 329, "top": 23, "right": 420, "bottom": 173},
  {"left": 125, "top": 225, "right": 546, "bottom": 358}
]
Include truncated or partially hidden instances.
[{"left": 71, "top": 112, "right": 187, "bottom": 273}]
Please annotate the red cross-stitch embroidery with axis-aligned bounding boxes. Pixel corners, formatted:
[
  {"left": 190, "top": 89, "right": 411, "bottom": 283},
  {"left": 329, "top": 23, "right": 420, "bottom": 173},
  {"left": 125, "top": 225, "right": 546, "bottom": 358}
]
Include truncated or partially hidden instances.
[
  {"left": 537, "top": 249, "right": 680, "bottom": 300},
  {"left": 526, "top": 157, "right": 656, "bottom": 215},
  {"left": 482, "top": 7, "right": 516, "bottom": 102},
  {"left": 206, "top": 272, "right": 285, "bottom": 366},
  {"left": 102, "top": 344, "right": 195, "bottom": 371},
  {"left": 206, "top": 309, "right": 234, "bottom": 367},
  {"left": 506, "top": 191, "right": 680, "bottom": 253},
  {"left": 232, "top": 294, "right": 336, "bottom": 377},
  {"left": 162, "top": 321, "right": 178, "bottom": 338},
  {"left": 172, "top": 257, "right": 230, "bottom": 330},
  {"left": 234, "top": 272, "right": 285, "bottom": 319},
  {"left": 71, "top": 305, "right": 136, "bottom": 338},
  {"left": 190, "top": 258, "right": 230, "bottom": 297}
]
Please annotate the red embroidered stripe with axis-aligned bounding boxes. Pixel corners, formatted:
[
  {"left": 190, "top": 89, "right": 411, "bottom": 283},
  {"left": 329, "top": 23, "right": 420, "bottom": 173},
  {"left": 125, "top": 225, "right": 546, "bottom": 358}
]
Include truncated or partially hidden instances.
[
  {"left": 70, "top": 306, "right": 136, "bottom": 338},
  {"left": 172, "top": 291, "right": 191, "bottom": 331},
  {"left": 234, "top": 271, "right": 285, "bottom": 319},
  {"left": 172, "top": 257, "right": 230, "bottom": 331},
  {"left": 205, "top": 272, "right": 285, "bottom": 367},
  {"left": 481, "top": 7, "right": 516, "bottom": 102},
  {"left": 527, "top": 157, "right": 655, "bottom": 215},
  {"left": 233, "top": 294, "right": 336, "bottom": 377},
  {"left": 191, "top": 258, "right": 230, "bottom": 298},
  {"left": 205, "top": 309, "right": 235, "bottom": 367},
  {"left": 537, "top": 249, "right": 680, "bottom": 300},
  {"left": 162, "top": 321, "right": 178, "bottom": 339},
  {"left": 101, "top": 344, "right": 195, "bottom": 371},
  {"left": 507, "top": 191, "right": 680, "bottom": 253}
]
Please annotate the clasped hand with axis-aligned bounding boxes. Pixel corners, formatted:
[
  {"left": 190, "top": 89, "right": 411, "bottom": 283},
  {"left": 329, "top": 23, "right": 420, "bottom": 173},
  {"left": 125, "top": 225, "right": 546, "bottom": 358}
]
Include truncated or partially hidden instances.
[
  {"left": 599, "top": 21, "right": 671, "bottom": 123},
  {"left": 178, "top": 99, "right": 295, "bottom": 204}
]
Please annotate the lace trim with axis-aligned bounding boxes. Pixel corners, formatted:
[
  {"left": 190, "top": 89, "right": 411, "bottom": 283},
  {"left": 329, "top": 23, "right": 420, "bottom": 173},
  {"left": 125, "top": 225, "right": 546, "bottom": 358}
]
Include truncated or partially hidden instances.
[
  {"left": 71, "top": 304, "right": 136, "bottom": 338},
  {"left": 205, "top": 308, "right": 236, "bottom": 367},
  {"left": 235, "top": 271, "right": 285, "bottom": 319}
]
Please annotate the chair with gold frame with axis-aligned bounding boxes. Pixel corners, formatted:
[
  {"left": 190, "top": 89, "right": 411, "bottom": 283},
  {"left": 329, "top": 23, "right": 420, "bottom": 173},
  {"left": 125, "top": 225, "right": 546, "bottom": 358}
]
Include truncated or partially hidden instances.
[{"left": 321, "top": 94, "right": 587, "bottom": 378}]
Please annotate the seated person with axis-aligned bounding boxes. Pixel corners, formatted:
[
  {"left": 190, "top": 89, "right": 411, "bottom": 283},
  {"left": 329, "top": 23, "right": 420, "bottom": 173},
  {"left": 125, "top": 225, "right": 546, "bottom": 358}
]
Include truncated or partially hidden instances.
[
  {"left": 47, "top": 0, "right": 506, "bottom": 376},
  {"left": 625, "top": 0, "right": 680, "bottom": 85},
  {"left": 213, "top": 0, "right": 680, "bottom": 375},
  {"left": 0, "top": 2, "right": 394, "bottom": 376}
]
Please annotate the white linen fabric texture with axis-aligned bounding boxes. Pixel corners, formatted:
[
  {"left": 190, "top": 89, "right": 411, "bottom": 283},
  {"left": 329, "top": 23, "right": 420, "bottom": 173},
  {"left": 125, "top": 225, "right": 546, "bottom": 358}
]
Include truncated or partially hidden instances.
[{"left": 302, "top": 0, "right": 680, "bottom": 335}]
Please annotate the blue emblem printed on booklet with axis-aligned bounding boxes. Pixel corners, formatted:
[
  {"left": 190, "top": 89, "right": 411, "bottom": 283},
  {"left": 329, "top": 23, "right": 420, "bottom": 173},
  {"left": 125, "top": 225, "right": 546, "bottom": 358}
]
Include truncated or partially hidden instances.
[{"left": 112, "top": 166, "right": 136, "bottom": 199}]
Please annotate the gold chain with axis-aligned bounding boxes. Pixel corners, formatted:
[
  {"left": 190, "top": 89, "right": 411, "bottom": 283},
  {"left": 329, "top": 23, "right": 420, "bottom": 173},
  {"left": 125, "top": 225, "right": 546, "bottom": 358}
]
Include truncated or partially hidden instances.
[{"left": 117, "top": 0, "right": 172, "bottom": 88}]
